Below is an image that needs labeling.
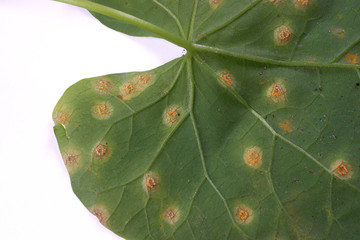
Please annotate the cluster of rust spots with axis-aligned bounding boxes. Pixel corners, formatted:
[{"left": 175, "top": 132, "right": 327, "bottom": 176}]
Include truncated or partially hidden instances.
[
  {"left": 164, "top": 105, "right": 182, "bottom": 126},
  {"left": 244, "top": 147, "right": 263, "bottom": 168},
  {"left": 274, "top": 26, "right": 292, "bottom": 46},
  {"left": 294, "top": 0, "right": 311, "bottom": 10},
  {"left": 143, "top": 172, "right": 159, "bottom": 193},
  {"left": 93, "top": 142, "right": 111, "bottom": 161},
  {"left": 344, "top": 53, "right": 359, "bottom": 65},
  {"left": 279, "top": 119, "right": 293, "bottom": 133},
  {"left": 163, "top": 206, "right": 180, "bottom": 224},
  {"left": 63, "top": 151, "right": 80, "bottom": 173},
  {"left": 267, "top": 83, "right": 286, "bottom": 103},
  {"left": 95, "top": 144, "right": 107, "bottom": 156},
  {"left": 332, "top": 28, "right": 345, "bottom": 39},
  {"left": 209, "top": 0, "right": 222, "bottom": 9},
  {"left": 122, "top": 82, "right": 135, "bottom": 95},
  {"left": 138, "top": 74, "right": 151, "bottom": 84},
  {"left": 57, "top": 112, "right": 68, "bottom": 124},
  {"left": 92, "top": 102, "right": 113, "bottom": 120},
  {"left": 234, "top": 205, "right": 253, "bottom": 224},
  {"left": 90, "top": 206, "right": 109, "bottom": 226},
  {"left": 331, "top": 160, "right": 352, "bottom": 180},
  {"left": 97, "top": 80, "right": 110, "bottom": 92},
  {"left": 218, "top": 71, "right": 234, "bottom": 87}
]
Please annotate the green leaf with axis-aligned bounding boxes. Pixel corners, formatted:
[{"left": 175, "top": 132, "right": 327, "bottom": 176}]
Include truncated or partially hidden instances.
[{"left": 53, "top": 0, "right": 360, "bottom": 239}]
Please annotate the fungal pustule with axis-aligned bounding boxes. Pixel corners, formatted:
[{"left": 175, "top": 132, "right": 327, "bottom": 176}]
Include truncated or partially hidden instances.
[
  {"left": 92, "top": 102, "right": 113, "bottom": 120},
  {"left": 217, "top": 71, "right": 235, "bottom": 88},
  {"left": 274, "top": 25, "right": 292, "bottom": 46},
  {"left": 90, "top": 205, "right": 109, "bottom": 226},
  {"left": 163, "top": 105, "right": 182, "bottom": 126},
  {"left": 267, "top": 82, "right": 287, "bottom": 103},
  {"left": 142, "top": 172, "right": 159, "bottom": 193},
  {"left": 279, "top": 119, "right": 293, "bottom": 133},
  {"left": 138, "top": 74, "right": 151, "bottom": 85},
  {"left": 331, "top": 160, "right": 352, "bottom": 180},
  {"left": 234, "top": 205, "right": 253, "bottom": 224},
  {"left": 93, "top": 79, "right": 112, "bottom": 93},
  {"left": 209, "top": 0, "right": 222, "bottom": 10},
  {"left": 162, "top": 206, "right": 180, "bottom": 224},
  {"left": 62, "top": 150, "right": 80, "bottom": 173},
  {"left": 243, "top": 146, "right": 263, "bottom": 168},
  {"left": 294, "top": 0, "right": 311, "bottom": 10},
  {"left": 93, "top": 142, "right": 112, "bottom": 161}
]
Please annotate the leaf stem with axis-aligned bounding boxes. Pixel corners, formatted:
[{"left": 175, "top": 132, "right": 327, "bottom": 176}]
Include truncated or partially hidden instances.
[{"left": 54, "top": 0, "right": 192, "bottom": 50}]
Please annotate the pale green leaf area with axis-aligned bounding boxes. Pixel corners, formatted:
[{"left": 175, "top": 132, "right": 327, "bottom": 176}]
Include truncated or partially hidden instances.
[{"left": 53, "top": 0, "right": 360, "bottom": 239}]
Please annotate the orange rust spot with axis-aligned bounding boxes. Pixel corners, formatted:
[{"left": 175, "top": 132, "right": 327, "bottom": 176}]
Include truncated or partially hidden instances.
[
  {"left": 218, "top": 71, "right": 234, "bottom": 87},
  {"left": 138, "top": 74, "right": 150, "bottom": 84},
  {"left": 163, "top": 206, "right": 180, "bottom": 224},
  {"left": 90, "top": 206, "right": 109, "bottom": 226},
  {"left": 332, "top": 28, "right": 345, "bottom": 39},
  {"left": 57, "top": 112, "right": 67, "bottom": 124},
  {"left": 279, "top": 120, "right": 293, "bottom": 133},
  {"left": 267, "top": 83, "right": 286, "bottom": 103},
  {"left": 209, "top": 0, "right": 222, "bottom": 9},
  {"left": 345, "top": 53, "right": 359, "bottom": 65},
  {"left": 143, "top": 172, "right": 160, "bottom": 193},
  {"left": 237, "top": 209, "right": 249, "bottom": 223},
  {"left": 272, "top": 84, "right": 283, "bottom": 97},
  {"left": 248, "top": 152, "right": 259, "bottom": 165},
  {"left": 234, "top": 205, "right": 253, "bottom": 224},
  {"left": 95, "top": 144, "right": 107, "bottom": 156},
  {"left": 294, "top": 0, "right": 311, "bottom": 10},
  {"left": 97, "top": 80, "right": 109, "bottom": 91},
  {"left": 164, "top": 106, "right": 182, "bottom": 126},
  {"left": 147, "top": 178, "right": 156, "bottom": 189},
  {"left": 92, "top": 102, "right": 113, "bottom": 120},
  {"left": 297, "top": 0, "right": 309, "bottom": 5},
  {"left": 331, "top": 160, "right": 352, "bottom": 180},
  {"left": 274, "top": 26, "right": 292, "bottom": 46},
  {"left": 336, "top": 164, "right": 349, "bottom": 176},
  {"left": 65, "top": 154, "right": 76, "bottom": 164},
  {"left": 96, "top": 104, "right": 108, "bottom": 115},
  {"left": 122, "top": 83, "right": 135, "bottom": 94},
  {"left": 279, "top": 29, "right": 291, "bottom": 41},
  {"left": 244, "top": 146, "right": 263, "bottom": 168}
]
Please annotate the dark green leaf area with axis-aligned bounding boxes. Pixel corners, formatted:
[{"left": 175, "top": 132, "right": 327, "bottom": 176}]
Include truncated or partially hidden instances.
[
  {"left": 195, "top": 0, "right": 360, "bottom": 63},
  {"left": 89, "top": 0, "right": 194, "bottom": 38},
  {"left": 54, "top": 50, "right": 360, "bottom": 239},
  {"left": 53, "top": 0, "right": 360, "bottom": 239}
]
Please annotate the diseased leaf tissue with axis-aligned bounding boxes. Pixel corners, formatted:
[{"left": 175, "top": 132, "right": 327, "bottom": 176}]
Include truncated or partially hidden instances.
[{"left": 54, "top": 0, "right": 360, "bottom": 239}]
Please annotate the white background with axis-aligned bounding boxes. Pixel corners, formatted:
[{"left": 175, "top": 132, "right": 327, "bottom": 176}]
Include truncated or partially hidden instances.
[{"left": 0, "top": 1, "right": 182, "bottom": 239}]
